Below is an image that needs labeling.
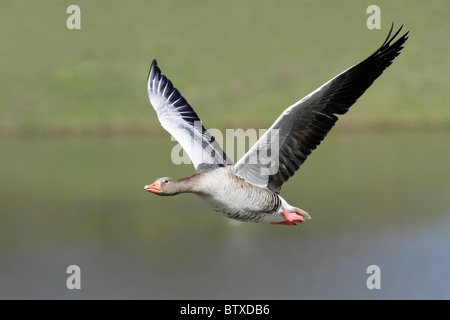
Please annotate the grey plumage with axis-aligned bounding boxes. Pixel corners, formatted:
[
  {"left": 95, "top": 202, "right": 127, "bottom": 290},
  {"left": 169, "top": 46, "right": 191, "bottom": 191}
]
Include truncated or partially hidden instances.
[{"left": 234, "top": 24, "right": 409, "bottom": 193}]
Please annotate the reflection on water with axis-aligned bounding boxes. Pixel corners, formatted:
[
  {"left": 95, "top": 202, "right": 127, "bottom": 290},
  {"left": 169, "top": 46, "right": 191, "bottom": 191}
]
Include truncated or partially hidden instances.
[{"left": 0, "top": 132, "right": 449, "bottom": 299}]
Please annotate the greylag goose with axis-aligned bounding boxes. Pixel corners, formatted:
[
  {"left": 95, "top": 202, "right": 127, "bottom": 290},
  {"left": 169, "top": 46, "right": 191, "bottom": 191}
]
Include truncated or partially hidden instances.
[{"left": 144, "top": 25, "right": 408, "bottom": 225}]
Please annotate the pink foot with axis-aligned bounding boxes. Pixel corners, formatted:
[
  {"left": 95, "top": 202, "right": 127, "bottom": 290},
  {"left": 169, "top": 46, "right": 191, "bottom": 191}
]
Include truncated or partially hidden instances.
[{"left": 270, "top": 208, "right": 306, "bottom": 225}]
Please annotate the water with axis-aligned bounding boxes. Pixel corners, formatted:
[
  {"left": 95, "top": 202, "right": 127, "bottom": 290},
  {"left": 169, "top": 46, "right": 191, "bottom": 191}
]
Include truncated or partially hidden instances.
[{"left": 1, "top": 132, "right": 449, "bottom": 299}]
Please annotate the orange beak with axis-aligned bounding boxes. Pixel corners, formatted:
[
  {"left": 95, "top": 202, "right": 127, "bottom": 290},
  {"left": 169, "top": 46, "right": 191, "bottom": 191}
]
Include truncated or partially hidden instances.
[{"left": 144, "top": 181, "right": 162, "bottom": 194}]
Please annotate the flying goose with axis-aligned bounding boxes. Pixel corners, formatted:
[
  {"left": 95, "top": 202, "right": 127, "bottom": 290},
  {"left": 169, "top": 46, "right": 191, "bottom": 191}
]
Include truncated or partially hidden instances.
[{"left": 144, "top": 25, "right": 409, "bottom": 225}]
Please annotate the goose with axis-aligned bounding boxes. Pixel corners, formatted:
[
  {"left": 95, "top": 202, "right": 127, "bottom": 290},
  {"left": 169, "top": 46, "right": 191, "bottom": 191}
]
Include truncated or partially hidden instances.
[{"left": 144, "top": 25, "right": 409, "bottom": 225}]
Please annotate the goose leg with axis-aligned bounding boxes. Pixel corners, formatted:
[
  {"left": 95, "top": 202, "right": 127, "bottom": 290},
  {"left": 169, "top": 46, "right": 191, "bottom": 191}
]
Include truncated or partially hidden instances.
[{"left": 270, "top": 208, "right": 306, "bottom": 225}]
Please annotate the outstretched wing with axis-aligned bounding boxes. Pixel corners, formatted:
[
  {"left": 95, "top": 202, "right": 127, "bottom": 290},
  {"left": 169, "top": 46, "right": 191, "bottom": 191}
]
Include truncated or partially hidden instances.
[
  {"left": 234, "top": 24, "right": 409, "bottom": 192},
  {"left": 147, "top": 60, "right": 233, "bottom": 172}
]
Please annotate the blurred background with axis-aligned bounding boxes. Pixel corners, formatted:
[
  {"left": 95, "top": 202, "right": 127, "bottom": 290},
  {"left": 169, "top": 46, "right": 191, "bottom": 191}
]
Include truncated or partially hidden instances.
[{"left": 0, "top": 0, "right": 449, "bottom": 299}]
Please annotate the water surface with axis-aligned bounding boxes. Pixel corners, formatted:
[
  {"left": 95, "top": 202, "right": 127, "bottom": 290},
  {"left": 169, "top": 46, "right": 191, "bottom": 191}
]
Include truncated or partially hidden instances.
[{"left": 0, "top": 132, "right": 449, "bottom": 299}]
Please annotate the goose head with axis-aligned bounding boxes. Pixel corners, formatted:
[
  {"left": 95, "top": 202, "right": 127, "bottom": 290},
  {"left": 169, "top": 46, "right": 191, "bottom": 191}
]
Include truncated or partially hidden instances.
[{"left": 144, "top": 177, "right": 181, "bottom": 196}]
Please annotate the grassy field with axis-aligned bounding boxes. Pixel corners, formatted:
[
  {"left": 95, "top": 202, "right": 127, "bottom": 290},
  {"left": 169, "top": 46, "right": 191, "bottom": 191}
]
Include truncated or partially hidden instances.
[{"left": 0, "top": 0, "right": 449, "bottom": 136}]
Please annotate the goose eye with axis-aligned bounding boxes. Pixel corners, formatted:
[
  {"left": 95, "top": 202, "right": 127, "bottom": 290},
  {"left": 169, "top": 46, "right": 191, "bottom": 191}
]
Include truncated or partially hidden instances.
[{"left": 164, "top": 179, "right": 169, "bottom": 183}]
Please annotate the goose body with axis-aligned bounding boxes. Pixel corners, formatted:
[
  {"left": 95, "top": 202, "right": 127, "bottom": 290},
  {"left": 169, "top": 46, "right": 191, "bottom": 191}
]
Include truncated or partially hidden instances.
[
  {"left": 186, "top": 167, "right": 308, "bottom": 223},
  {"left": 144, "top": 25, "right": 408, "bottom": 225},
  {"left": 146, "top": 166, "right": 309, "bottom": 224}
]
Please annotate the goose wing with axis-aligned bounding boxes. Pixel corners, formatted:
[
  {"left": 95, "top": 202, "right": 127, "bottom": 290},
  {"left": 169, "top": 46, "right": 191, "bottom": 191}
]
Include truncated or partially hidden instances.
[
  {"left": 147, "top": 60, "right": 232, "bottom": 172},
  {"left": 233, "top": 24, "right": 409, "bottom": 193}
]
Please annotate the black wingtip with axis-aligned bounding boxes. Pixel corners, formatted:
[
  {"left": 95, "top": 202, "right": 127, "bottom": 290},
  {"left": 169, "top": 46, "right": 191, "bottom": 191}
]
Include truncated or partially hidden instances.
[
  {"left": 384, "top": 22, "right": 395, "bottom": 44},
  {"left": 148, "top": 59, "right": 159, "bottom": 81},
  {"left": 382, "top": 23, "right": 407, "bottom": 47}
]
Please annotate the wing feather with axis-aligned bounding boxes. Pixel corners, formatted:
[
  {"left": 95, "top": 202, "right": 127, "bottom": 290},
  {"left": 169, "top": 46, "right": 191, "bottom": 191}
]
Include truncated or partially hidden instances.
[
  {"left": 234, "top": 24, "right": 409, "bottom": 192},
  {"left": 147, "top": 60, "right": 232, "bottom": 172}
]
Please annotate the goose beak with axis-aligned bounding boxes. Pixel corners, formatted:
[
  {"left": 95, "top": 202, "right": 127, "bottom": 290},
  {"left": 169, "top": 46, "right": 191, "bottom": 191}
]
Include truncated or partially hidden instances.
[{"left": 144, "top": 181, "right": 162, "bottom": 193}]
